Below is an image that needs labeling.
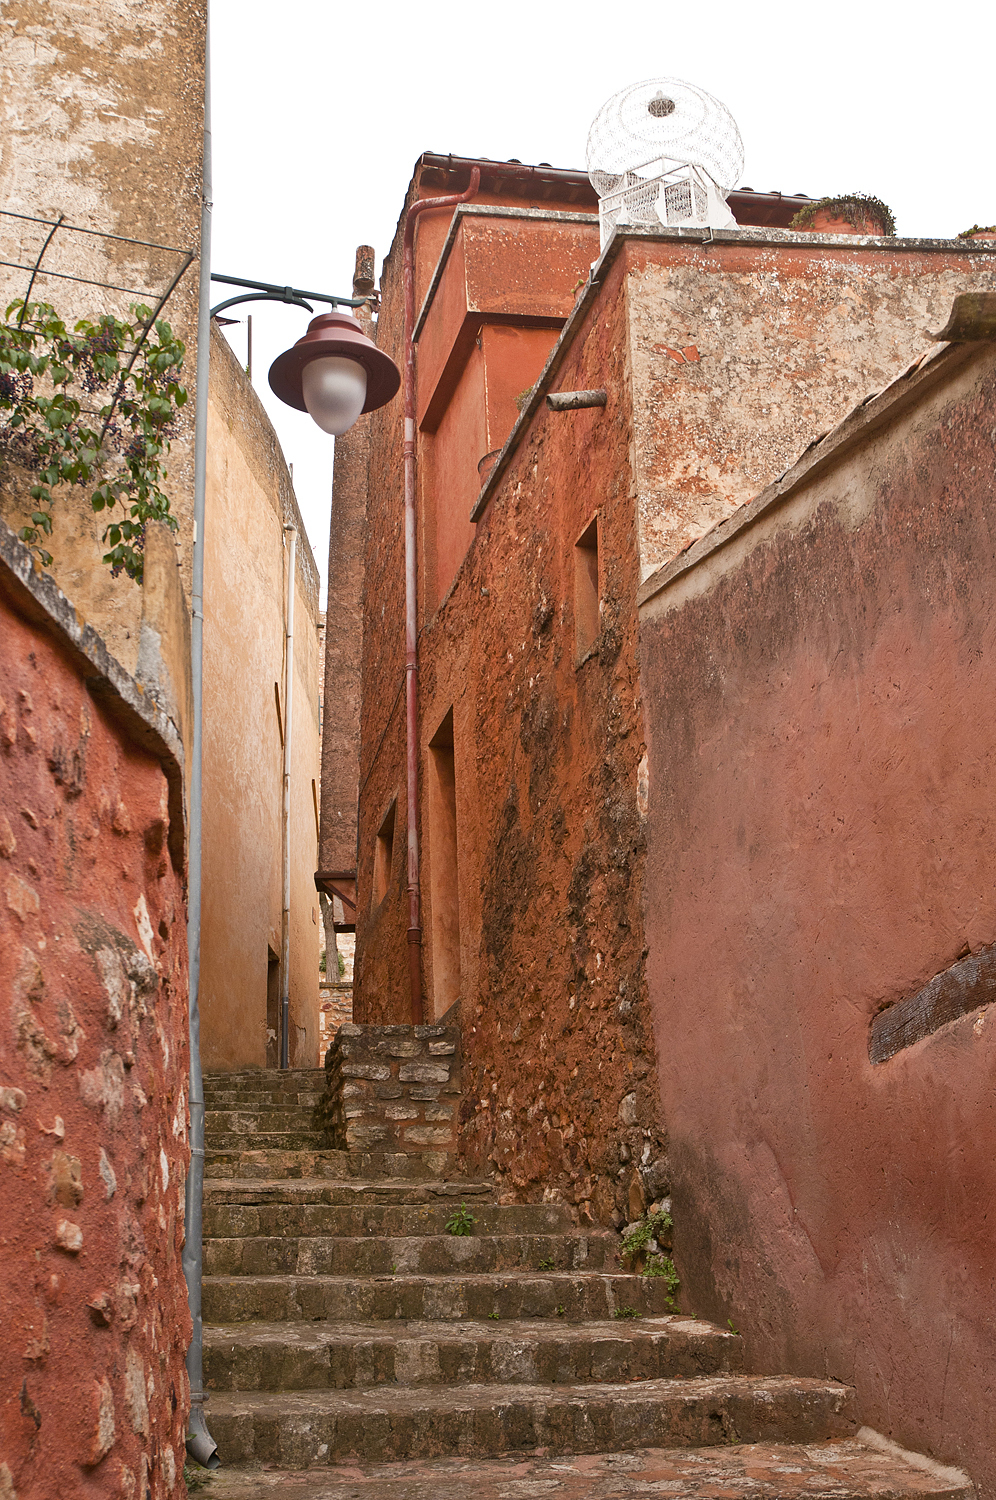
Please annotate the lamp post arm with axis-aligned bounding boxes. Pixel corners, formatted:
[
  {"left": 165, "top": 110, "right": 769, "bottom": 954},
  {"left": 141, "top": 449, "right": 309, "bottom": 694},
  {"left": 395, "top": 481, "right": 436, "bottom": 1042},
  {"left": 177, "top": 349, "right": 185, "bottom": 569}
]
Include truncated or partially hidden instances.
[{"left": 210, "top": 271, "right": 371, "bottom": 309}]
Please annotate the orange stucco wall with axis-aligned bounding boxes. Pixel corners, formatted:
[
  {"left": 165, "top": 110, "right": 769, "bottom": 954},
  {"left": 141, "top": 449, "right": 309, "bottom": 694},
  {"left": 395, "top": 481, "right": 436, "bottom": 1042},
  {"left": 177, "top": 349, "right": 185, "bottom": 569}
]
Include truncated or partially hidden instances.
[{"left": 638, "top": 342, "right": 996, "bottom": 1491}]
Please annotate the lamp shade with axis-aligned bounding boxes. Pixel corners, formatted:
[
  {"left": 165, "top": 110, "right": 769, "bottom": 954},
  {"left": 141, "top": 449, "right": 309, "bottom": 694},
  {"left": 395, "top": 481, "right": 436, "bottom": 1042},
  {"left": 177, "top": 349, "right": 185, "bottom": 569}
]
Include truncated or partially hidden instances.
[{"left": 267, "top": 310, "right": 401, "bottom": 426}]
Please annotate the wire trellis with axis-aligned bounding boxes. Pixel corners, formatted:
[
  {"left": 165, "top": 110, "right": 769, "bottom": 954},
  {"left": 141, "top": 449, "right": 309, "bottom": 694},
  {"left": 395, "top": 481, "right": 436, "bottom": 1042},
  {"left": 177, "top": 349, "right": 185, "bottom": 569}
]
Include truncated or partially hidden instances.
[
  {"left": 0, "top": 207, "right": 194, "bottom": 327},
  {"left": 1, "top": 207, "right": 195, "bottom": 442}
]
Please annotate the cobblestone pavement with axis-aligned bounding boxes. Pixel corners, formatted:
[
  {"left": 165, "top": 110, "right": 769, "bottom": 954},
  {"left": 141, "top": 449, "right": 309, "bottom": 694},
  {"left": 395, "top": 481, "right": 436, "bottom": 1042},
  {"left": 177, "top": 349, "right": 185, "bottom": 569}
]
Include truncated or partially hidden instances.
[{"left": 191, "top": 1437, "right": 970, "bottom": 1499}]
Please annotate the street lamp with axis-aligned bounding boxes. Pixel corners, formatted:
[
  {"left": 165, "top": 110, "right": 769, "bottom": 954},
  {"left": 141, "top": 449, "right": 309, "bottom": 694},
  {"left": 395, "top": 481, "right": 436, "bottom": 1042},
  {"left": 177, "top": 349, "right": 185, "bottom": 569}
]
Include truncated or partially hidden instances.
[
  {"left": 268, "top": 309, "right": 401, "bottom": 434},
  {"left": 208, "top": 271, "right": 402, "bottom": 435}
]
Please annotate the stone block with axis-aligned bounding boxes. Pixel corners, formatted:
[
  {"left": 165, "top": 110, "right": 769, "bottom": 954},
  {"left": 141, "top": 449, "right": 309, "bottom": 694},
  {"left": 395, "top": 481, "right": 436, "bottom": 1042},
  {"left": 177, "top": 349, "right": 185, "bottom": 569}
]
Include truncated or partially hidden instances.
[
  {"left": 398, "top": 1062, "right": 450, "bottom": 1084},
  {"left": 401, "top": 1126, "right": 454, "bottom": 1146},
  {"left": 346, "top": 1123, "right": 389, "bottom": 1146},
  {"left": 341, "top": 1063, "right": 391, "bottom": 1081},
  {"left": 428, "top": 1041, "right": 457, "bottom": 1055},
  {"left": 384, "top": 1104, "right": 420, "bottom": 1121},
  {"left": 408, "top": 1087, "right": 441, "bottom": 1101},
  {"left": 372, "top": 1082, "right": 404, "bottom": 1099},
  {"left": 382, "top": 1038, "right": 422, "bottom": 1058},
  {"left": 424, "top": 1103, "right": 454, "bottom": 1121}
]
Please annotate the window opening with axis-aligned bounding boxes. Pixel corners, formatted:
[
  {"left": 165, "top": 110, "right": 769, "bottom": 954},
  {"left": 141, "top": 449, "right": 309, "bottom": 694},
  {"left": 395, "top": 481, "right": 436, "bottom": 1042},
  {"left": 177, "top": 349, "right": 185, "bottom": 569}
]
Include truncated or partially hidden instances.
[
  {"left": 373, "top": 800, "right": 396, "bottom": 908},
  {"left": 266, "top": 947, "right": 280, "bottom": 1068},
  {"left": 575, "top": 515, "right": 600, "bottom": 658},
  {"left": 428, "top": 709, "right": 461, "bottom": 1019}
]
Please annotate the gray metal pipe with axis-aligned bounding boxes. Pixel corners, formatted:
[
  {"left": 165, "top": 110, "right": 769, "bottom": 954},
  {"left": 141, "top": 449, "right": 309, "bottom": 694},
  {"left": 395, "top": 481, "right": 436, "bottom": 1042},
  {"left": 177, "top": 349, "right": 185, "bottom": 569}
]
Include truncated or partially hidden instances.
[
  {"left": 182, "top": 7, "right": 219, "bottom": 1472},
  {"left": 280, "top": 523, "right": 298, "bottom": 1070},
  {"left": 546, "top": 389, "right": 607, "bottom": 411}
]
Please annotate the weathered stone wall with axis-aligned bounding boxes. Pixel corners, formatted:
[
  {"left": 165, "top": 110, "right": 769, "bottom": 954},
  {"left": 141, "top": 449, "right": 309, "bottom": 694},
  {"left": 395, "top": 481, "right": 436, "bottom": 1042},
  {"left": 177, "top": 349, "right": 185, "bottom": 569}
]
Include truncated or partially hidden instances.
[
  {"left": 638, "top": 338, "right": 996, "bottom": 1491},
  {"left": 318, "top": 984, "right": 353, "bottom": 1061},
  {"left": 354, "top": 188, "right": 665, "bottom": 1221},
  {"left": 319, "top": 303, "right": 372, "bottom": 885},
  {"left": 0, "top": 517, "right": 190, "bottom": 1500},
  {"left": 0, "top": 0, "right": 206, "bottom": 674},
  {"left": 321, "top": 1023, "right": 459, "bottom": 1153}
]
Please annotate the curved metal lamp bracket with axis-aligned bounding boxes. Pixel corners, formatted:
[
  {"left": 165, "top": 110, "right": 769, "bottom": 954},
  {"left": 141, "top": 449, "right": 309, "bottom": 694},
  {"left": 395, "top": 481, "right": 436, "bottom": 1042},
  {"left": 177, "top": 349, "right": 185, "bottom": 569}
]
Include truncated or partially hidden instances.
[{"left": 210, "top": 290, "right": 314, "bottom": 317}]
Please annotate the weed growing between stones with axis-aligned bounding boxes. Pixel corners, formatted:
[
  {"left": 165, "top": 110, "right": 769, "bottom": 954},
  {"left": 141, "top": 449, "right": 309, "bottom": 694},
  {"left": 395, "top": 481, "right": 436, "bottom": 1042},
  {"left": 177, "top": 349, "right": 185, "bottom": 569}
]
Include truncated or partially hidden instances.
[
  {"left": 620, "top": 1207, "right": 672, "bottom": 1262},
  {"left": 613, "top": 1306, "right": 641, "bottom": 1319},
  {"left": 643, "top": 1253, "right": 681, "bottom": 1309},
  {"left": 445, "top": 1203, "right": 477, "bottom": 1236},
  {"left": 184, "top": 1465, "right": 214, "bottom": 1491}
]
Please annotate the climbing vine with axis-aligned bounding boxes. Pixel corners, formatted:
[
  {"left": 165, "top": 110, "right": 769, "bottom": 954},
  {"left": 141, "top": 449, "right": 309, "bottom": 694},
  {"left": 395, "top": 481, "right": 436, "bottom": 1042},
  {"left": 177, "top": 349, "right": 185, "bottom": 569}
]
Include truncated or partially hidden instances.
[
  {"left": 0, "top": 298, "right": 187, "bottom": 582},
  {"left": 790, "top": 194, "right": 896, "bottom": 237}
]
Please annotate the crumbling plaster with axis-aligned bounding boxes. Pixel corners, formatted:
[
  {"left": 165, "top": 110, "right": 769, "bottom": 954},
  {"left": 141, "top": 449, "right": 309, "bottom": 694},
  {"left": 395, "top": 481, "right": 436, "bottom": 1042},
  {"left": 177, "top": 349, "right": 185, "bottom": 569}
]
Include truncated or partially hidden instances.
[{"left": 625, "top": 236, "right": 996, "bottom": 579}]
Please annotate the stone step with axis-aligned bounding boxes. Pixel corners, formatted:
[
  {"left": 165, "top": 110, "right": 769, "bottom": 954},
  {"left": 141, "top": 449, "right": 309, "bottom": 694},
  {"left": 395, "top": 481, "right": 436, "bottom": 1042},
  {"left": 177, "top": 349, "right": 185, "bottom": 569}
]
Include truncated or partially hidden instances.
[
  {"left": 203, "top": 1200, "right": 575, "bottom": 1239},
  {"left": 206, "top": 1109, "right": 322, "bottom": 1131},
  {"left": 165, "top": 1437, "right": 978, "bottom": 1500},
  {"left": 204, "top": 1069, "right": 326, "bottom": 1083},
  {"left": 202, "top": 1271, "right": 689, "bottom": 1325},
  {"left": 203, "top": 1230, "right": 620, "bottom": 1278},
  {"left": 203, "top": 1177, "right": 495, "bottom": 1206},
  {"left": 204, "top": 1150, "right": 467, "bottom": 1181},
  {"left": 208, "top": 1131, "right": 329, "bottom": 1151},
  {"left": 202, "top": 1092, "right": 327, "bottom": 1104},
  {"left": 203, "top": 1072, "right": 325, "bottom": 1100},
  {"left": 206, "top": 1373, "right": 855, "bottom": 1466},
  {"left": 203, "top": 1313, "right": 740, "bottom": 1393},
  {"left": 204, "top": 1099, "right": 325, "bottom": 1115}
]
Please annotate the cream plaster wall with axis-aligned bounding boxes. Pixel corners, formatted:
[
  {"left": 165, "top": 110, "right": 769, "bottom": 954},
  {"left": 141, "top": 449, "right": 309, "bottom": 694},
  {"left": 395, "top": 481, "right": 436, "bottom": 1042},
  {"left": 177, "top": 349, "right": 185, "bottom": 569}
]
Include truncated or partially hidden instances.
[{"left": 199, "top": 327, "right": 321, "bottom": 1071}]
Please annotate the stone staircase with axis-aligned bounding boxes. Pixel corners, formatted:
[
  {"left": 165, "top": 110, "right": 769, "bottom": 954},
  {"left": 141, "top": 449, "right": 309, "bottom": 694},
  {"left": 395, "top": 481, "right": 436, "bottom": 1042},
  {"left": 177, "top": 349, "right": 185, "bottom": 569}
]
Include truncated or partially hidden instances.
[{"left": 198, "top": 1032, "right": 973, "bottom": 1498}]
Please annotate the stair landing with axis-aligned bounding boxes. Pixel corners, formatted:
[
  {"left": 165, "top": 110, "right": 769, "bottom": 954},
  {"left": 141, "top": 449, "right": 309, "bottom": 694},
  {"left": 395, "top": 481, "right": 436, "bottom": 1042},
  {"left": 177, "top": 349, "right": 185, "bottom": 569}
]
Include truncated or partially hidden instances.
[{"left": 197, "top": 1436, "right": 972, "bottom": 1499}]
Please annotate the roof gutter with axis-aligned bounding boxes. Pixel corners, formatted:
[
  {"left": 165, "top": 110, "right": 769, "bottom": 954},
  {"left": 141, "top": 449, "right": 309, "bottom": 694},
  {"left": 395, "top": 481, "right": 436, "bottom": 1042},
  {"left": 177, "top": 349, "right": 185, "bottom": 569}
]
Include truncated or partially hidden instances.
[{"left": 417, "top": 152, "right": 592, "bottom": 194}]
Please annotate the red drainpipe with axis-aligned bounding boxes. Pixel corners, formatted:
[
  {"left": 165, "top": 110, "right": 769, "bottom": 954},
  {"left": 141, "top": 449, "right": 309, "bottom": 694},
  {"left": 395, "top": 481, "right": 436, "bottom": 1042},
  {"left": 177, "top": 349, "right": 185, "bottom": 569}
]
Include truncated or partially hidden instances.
[{"left": 401, "top": 164, "right": 481, "bottom": 1024}]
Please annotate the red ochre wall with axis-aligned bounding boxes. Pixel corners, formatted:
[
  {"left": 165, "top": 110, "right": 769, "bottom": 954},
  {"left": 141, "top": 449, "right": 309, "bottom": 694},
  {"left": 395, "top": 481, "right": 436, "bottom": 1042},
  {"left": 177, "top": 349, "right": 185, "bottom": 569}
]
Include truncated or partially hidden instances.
[
  {"left": 638, "top": 343, "right": 996, "bottom": 1489},
  {"left": 0, "top": 537, "right": 190, "bottom": 1500},
  {"left": 357, "top": 222, "right": 667, "bottom": 1215}
]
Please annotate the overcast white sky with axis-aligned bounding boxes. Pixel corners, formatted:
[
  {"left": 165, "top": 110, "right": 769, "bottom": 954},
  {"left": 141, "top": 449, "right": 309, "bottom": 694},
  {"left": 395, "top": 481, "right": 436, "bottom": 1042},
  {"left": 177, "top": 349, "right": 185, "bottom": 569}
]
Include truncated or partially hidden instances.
[{"left": 210, "top": 0, "right": 993, "bottom": 605}]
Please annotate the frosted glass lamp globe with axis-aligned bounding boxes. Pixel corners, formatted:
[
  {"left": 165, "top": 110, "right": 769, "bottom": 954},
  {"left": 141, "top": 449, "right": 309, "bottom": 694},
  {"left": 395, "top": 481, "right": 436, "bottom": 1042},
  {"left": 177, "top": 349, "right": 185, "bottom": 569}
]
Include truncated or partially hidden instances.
[{"left": 301, "top": 356, "right": 368, "bottom": 436}]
